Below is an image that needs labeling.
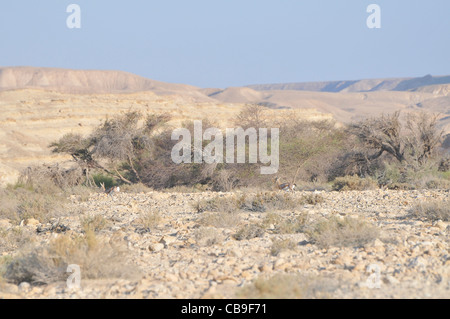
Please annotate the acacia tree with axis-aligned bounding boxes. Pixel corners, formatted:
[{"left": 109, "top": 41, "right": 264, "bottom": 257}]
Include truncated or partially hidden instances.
[
  {"left": 348, "top": 111, "right": 443, "bottom": 173},
  {"left": 49, "top": 133, "right": 100, "bottom": 186},
  {"left": 50, "top": 111, "right": 171, "bottom": 186}
]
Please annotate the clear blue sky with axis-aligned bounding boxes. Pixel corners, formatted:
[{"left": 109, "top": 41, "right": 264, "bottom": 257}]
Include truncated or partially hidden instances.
[{"left": 0, "top": 0, "right": 449, "bottom": 88}]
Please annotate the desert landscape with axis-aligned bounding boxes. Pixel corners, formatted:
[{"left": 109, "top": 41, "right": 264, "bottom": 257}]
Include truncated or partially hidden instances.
[
  {"left": 0, "top": 66, "right": 449, "bottom": 299},
  {"left": 1, "top": 67, "right": 449, "bottom": 186}
]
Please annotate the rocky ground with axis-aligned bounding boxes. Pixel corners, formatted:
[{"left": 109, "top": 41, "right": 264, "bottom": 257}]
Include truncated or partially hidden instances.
[{"left": 0, "top": 189, "right": 449, "bottom": 299}]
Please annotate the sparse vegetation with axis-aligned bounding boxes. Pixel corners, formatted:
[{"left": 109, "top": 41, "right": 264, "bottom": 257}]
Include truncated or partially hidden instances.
[
  {"left": 306, "top": 216, "right": 379, "bottom": 249},
  {"left": 3, "top": 231, "right": 141, "bottom": 285},
  {"left": 270, "top": 239, "right": 297, "bottom": 256},
  {"left": 0, "top": 108, "right": 449, "bottom": 298},
  {"left": 0, "top": 184, "right": 66, "bottom": 223},
  {"left": 332, "top": 175, "right": 378, "bottom": 191},
  {"left": 120, "top": 183, "right": 153, "bottom": 194},
  {"left": 234, "top": 224, "right": 265, "bottom": 241},
  {"left": 193, "top": 227, "right": 224, "bottom": 247},
  {"left": 44, "top": 109, "right": 449, "bottom": 192},
  {"left": 200, "top": 211, "right": 241, "bottom": 229},
  {"left": 0, "top": 227, "right": 33, "bottom": 255},
  {"left": 409, "top": 200, "right": 450, "bottom": 222},
  {"left": 0, "top": 167, "right": 95, "bottom": 224},
  {"left": 237, "top": 273, "right": 338, "bottom": 299},
  {"left": 193, "top": 196, "right": 239, "bottom": 214},
  {"left": 194, "top": 192, "right": 318, "bottom": 216},
  {"left": 137, "top": 210, "right": 162, "bottom": 230},
  {"left": 81, "top": 214, "right": 109, "bottom": 233},
  {"left": 262, "top": 212, "right": 308, "bottom": 234}
]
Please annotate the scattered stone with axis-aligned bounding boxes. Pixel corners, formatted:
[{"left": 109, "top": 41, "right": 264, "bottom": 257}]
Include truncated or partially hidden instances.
[{"left": 2, "top": 189, "right": 449, "bottom": 299}]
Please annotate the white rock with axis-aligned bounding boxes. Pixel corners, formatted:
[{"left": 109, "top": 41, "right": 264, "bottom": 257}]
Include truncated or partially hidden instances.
[{"left": 18, "top": 282, "right": 31, "bottom": 293}]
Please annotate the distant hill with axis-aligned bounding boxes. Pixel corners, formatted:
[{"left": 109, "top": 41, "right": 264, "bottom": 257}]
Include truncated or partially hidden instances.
[
  {"left": 247, "top": 75, "right": 450, "bottom": 93},
  {"left": 0, "top": 66, "right": 211, "bottom": 101}
]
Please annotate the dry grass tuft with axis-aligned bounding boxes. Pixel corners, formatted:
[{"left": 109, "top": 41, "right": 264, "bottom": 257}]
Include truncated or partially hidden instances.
[
  {"left": 0, "top": 227, "right": 34, "bottom": 255},
  {"left": 409, "top": 200, "right": 450, "bottom": 222},
  {"left": 262, "top": 212, "right": 308, "bottom": 234},
  {"left": 237, "top": 273, "right": 338, "bottom": 299},
  {"left": 120, "top": 183, "right": 153, "bottom": 194},
  {"left": 80, "top": 214, "right": 110, "bottom": 233},
  {"left": 234, "top": 224, "right": 265, "bottom": 241},
  {"left": 200, "top": 211, "right": 241, "bottom": 229},
  {"left": 270, "top": 239, "right": 297, "bottom": 256},
  {"left": 193, "top": 227, "right": 224, "bottom": 247},
  {"left": 332, "top": 175, "right": 378, "bottom": 191},
  {"left": 306, "top": 216, "right": 379, "bottom": 249},
  {"left": 3, "top": 231, "right": 141, "bottom": 285}
]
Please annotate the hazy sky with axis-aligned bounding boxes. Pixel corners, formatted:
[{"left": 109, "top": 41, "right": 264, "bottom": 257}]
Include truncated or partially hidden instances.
[{"left": 1, "top": 1, "right": 449, "bottom": 88}]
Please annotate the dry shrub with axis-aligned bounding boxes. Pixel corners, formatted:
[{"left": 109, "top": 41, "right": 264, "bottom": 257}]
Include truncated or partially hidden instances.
[
  {"left": 137, "top": 210, "right": 162, "bottom": 230},
  {"left": 193, "top": 227, "right": 224, "bottom": 247},
  {"left": 234, "top": 224, "right": 265, "bottom": 241},
  {"left": 17, "top": 165, "right": 85, "bottom": 190},
  {"left": 0, "top": 255, "right": 13, "bottom": 282},
  {"left": 238, "top": 192, "right": 305, "bottom": 212},
  {"left": 120, "top": 183, "right": 153, "bottom": 193},
  {"left": 212, "top": 170, "right": 239, "bottom": 192},
  {"left": 237, "top": 273, "right": 338, "bottom": 299},
  {"left": 0, "top": 168, "right": 94, "bottom": 224},
  {"left": 193, "top": 196, "right": 239, "bottom": 214},
  {"left": 162, "top": 185, "right": 206, "bottom": 193},
  {"left": 0, "top": 227, "right": 33, "bottom": 255},
  {"left": 200, "top": 212, "right": 241, "bottom": 229},
  {"left": 379, "top": 162, "right": 450, "bottom": 190},
  {"left": 301, "top": 193, "right": 325, "bottom": 205},
  {"left": 306, "top": 216, "right": 379, "bottom": 249},
  {"left": 332, "top": 175, "right": 378, "bottom": 191},
  {"left": 410, "top": 200, "right": 450, "bottom": 222},
  {"left": 270, "top": 239, "right": 297, "bottom": 256},
  {"left": 0, "top": 187, "right": 66, "bottom": 224},
  {"left": 69, "top": 185, "right": 93, "bottom": 202},
  {"left": 3, "top": 231, "right": 141, "bottom": 285},
  {"left": 262, "top": 212, "right": 308, "bottom": 234},
  {"left": 194, "top": 192, "right": 315, "bottom": 215},
  {"left": 81, "top": 214, "right": 110, "bottom": 233}
]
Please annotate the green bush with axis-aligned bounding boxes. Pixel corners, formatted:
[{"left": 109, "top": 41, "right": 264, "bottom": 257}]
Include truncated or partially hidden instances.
[{"left": 92, "top": 173, "right": 116, "bottom": 189}]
